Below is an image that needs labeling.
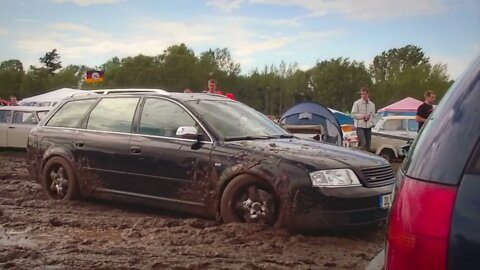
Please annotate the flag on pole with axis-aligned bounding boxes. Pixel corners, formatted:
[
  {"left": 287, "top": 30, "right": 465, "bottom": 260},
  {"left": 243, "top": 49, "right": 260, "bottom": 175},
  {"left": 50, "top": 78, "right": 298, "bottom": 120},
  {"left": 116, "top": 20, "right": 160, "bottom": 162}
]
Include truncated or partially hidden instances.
[{"left": 85, "top": 70, "right": 104, "bottom": 83}]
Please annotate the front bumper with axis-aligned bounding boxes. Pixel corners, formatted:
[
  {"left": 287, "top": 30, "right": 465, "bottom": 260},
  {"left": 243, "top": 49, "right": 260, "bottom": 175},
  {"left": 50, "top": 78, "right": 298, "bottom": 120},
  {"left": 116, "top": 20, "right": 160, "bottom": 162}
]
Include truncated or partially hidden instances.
[{"left": 287, "top": 184, "right": 394, "bottom": 231}]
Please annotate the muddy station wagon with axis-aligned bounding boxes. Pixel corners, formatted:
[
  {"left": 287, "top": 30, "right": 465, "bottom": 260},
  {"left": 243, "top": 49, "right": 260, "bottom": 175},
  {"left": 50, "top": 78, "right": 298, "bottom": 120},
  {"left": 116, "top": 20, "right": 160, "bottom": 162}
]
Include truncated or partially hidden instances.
[{"left": 27, "top": 91, "right": 395, "bottom": 230}]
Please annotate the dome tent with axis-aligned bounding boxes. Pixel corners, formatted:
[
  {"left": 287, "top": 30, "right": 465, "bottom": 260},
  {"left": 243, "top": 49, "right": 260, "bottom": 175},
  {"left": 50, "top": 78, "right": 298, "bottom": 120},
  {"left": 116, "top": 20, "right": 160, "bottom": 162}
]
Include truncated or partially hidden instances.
[{"left": 280, "top": 102, "right": 343, "bottom": 146}]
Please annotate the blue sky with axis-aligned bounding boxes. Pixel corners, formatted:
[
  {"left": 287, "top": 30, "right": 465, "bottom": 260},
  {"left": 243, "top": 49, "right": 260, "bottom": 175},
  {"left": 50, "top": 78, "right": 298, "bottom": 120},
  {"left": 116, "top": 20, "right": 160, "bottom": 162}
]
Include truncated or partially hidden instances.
[{"left": 0, "top": 0, "right": 479, "bottom": 79}]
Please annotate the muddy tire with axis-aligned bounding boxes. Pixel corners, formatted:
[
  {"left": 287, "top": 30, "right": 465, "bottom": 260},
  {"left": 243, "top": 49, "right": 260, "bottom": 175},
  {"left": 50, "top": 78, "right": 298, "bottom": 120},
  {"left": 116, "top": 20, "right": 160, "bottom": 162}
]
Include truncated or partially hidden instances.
[
  {"left": 41, "top": 157, "right": 79, "bottom": 200},
  {"left": 220, "top": 175, "right": 278, "bottom": 225},
  {"left": 379, "top": 149, "right": 395, "bottom": 162}
]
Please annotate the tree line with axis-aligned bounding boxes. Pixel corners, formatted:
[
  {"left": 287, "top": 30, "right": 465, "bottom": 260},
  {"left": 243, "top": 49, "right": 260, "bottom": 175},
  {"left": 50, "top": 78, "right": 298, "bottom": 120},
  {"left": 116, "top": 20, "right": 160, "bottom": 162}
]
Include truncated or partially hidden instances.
[{"left": 0, "top": 44, "right": 452, "bottom": 114}]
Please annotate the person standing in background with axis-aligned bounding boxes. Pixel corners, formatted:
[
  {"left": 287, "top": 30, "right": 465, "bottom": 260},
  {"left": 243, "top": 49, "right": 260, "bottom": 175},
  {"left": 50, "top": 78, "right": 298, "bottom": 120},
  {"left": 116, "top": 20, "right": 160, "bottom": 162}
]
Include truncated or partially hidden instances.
[
  {"left": 9, "top": 95, "right": 18, "bottom": 106},
  {"left": 351, "top": 87, "right": 375, "bottom": 151},
  {"left": 416, "top": 90, "right": 436, "bottom": 131}
]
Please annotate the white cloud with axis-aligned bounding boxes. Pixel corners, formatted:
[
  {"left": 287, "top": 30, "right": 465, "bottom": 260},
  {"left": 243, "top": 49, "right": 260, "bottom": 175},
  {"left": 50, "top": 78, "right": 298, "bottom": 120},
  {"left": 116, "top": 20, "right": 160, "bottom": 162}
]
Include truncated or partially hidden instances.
[
  {"left": 206, "top": 0, "right": 247, "bottom": 11},
  {"left": 14, "top": 19, "right": 37, "bottom": 23},
  {"left": 208, "top": 0, "right": 449, "bottom": 20},
  {"left": 49, "top": 0, "right": 122, "bottom": 6},
  {"left": 14, "top": 17, "right": 342, "bottom": 71}
]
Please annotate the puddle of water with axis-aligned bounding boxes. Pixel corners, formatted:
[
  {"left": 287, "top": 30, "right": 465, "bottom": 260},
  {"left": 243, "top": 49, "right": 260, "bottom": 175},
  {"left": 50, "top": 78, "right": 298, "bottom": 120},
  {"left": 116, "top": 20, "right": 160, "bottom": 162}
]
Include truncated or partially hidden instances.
[{"left": 0, "top": 226, "right": 37, "bottom": 248}]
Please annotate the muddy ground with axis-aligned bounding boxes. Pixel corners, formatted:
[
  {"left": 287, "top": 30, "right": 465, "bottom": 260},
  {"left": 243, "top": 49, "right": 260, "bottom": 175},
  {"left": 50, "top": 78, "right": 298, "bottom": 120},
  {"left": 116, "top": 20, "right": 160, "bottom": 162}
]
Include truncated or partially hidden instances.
[{"left": 0, "top": 151, "right": 391, "bottom": 269}]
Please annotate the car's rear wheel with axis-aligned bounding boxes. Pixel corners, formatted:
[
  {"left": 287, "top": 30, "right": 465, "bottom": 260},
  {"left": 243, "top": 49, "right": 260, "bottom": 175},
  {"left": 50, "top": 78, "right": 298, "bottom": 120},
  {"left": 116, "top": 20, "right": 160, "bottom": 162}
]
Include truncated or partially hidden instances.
[
  {"left": 41, "top": 157, "right": 79, "bottom": 200},
  {"left": 220, "top": 175, "right": 278, "bottom": 225}
]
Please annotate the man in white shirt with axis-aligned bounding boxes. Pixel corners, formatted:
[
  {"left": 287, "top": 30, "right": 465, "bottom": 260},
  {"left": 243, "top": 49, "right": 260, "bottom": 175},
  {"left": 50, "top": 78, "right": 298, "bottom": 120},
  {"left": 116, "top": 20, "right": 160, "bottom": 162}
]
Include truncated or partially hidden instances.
[{"left": 351, "top": 87, "right": 375, "bottom": 151}]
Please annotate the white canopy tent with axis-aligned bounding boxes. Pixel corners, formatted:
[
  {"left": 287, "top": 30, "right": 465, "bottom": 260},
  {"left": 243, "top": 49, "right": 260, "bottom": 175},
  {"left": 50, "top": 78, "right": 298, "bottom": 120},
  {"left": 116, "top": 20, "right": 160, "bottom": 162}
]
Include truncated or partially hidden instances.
[{"left": 19, "top": 88, "right": 87, "bottom": 107}]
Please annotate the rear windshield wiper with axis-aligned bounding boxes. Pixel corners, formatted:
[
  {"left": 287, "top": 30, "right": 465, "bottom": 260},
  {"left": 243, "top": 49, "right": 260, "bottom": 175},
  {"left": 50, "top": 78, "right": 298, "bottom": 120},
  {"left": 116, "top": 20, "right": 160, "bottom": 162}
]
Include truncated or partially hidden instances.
[{"left": 224, "top": 135, "right": 270, "bottom": 141}]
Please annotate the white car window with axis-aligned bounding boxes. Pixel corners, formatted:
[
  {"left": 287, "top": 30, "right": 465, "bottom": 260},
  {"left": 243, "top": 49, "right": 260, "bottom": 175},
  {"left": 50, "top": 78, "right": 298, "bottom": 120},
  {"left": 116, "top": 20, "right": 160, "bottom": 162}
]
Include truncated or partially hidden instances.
[
  {"left": 383, "top": 119, "right": 404, "bottom": 131},
  {"left": 12, "top": 111, "right": 38, "bottom": 124},
  {"left": 0, "top": 110, "right": 12, "bottom": 123}
]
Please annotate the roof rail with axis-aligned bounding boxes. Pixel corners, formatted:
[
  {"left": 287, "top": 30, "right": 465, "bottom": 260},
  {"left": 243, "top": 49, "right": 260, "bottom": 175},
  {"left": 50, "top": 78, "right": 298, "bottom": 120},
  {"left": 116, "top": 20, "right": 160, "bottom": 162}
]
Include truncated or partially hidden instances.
[{"left": 91, "top": 89, "right": 170, "bottom": 95}]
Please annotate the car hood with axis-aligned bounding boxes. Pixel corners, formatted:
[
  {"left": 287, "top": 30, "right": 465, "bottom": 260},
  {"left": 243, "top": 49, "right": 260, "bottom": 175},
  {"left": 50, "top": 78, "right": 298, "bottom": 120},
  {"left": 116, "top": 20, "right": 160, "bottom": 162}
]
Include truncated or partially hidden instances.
[{"left": 223, "top": 137, "right": 387, "bottom": 170}]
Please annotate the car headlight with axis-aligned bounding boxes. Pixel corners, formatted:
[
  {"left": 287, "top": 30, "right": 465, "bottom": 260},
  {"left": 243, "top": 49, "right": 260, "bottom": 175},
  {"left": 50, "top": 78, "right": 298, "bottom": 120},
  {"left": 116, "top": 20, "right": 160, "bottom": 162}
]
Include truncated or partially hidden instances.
[{"left": 309, "top": 169, "right": 361, "bottom": 187}]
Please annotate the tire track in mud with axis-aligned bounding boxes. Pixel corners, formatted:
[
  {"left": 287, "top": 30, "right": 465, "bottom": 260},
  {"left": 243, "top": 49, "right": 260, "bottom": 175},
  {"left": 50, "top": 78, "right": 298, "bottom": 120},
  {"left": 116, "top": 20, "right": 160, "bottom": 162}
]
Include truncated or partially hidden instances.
[{"left": 0, "top": 151, "right": 385, "bottom": 269}]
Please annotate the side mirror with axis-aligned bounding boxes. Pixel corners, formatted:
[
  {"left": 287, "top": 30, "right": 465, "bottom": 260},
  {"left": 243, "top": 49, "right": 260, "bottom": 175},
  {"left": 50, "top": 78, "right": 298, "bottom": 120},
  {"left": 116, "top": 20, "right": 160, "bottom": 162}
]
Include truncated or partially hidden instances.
[{"left": 176, "top": 126, "right": 200, "bottom": 140}]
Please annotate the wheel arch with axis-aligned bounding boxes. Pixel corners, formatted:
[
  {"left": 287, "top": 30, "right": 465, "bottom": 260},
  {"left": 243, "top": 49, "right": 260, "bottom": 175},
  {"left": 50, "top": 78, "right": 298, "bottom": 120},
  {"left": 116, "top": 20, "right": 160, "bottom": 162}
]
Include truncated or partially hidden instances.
[
  {"left": 375, "top": 144, "right": 399, "bottom": 158},
  {"left": 40, "top": 147, "right": 77, "bottom": 183}
]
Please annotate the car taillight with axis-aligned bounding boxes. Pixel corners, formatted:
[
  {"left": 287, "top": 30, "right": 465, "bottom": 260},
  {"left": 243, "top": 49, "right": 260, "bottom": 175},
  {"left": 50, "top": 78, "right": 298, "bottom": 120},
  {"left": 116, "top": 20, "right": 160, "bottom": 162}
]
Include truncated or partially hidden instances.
[{"left": 386, "top": 176, "right": 457, "bottom": 270}]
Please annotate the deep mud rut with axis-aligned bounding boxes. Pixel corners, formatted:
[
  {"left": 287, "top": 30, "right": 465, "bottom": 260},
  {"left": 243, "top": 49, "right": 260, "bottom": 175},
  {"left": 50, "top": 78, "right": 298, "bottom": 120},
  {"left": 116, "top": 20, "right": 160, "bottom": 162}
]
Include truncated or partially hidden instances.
[{"left": 0, "top": 151, "right": 386, "bottom": 269}]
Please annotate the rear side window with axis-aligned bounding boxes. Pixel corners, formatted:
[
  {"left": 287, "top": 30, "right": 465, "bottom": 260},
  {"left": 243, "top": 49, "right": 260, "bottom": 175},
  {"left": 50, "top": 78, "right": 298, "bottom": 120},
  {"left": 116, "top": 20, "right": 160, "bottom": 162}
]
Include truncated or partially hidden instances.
[
  {"left": 46, "top": 99, "right": 96, "bottom": 128},
  {"left": 137, "top": 98, "right": 197, "bottom": 138},
  {"left": 403, "top": 58, "right": 480, "bottom": 185},
  {"left": 0, "top": 110, "right": 11, "bottom": 123},
  {"left": 12, "top": 111, "right": 38, "bottom": 124},
  {"left": 87, "top": 98, "right": 139, "bottom": 133}
]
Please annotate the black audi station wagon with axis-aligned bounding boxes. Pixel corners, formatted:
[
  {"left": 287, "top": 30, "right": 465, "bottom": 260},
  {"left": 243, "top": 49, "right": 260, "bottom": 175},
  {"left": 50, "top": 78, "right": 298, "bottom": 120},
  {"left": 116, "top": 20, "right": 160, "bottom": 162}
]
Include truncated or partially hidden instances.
[{"left": 27, "top": 91, "right": 395, "bottom": 230}]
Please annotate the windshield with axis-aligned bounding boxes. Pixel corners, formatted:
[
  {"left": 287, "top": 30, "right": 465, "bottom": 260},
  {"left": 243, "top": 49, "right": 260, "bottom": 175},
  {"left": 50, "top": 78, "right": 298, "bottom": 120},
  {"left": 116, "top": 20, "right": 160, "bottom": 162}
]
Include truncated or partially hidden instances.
[{"left": 186, "top": 99, "right": 290, "bottom": 140}]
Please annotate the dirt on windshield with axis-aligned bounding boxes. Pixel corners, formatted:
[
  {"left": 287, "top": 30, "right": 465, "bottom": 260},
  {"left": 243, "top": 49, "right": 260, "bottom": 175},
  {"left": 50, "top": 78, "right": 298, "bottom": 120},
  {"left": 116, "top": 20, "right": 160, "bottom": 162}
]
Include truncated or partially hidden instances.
[{"left": 0, "top": 151, "right": 388, "bottom": 269}]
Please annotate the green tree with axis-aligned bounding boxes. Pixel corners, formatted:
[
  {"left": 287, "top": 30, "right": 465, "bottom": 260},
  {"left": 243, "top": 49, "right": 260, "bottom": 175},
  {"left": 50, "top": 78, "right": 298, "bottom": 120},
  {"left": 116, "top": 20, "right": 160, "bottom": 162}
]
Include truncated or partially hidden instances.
[
  {"left": 199, "top": 48, "right": 240, "bottom": 92},
  {"left": 39, "top": 49, "right": 62, "bottom": 75},
  {"left": 308, "top": 57, "right": 371, "bottom": 111},
  {"left": 20, "top": 66, "right": 50, "bottom": 97},
  {"left": 370, "top": 45, "right": 451, "bottom": 107},
  {"left": 47, "top": 65, "right": 85, "bottom": 90},
  {"left": 0, "top": 59, "right": 25, "bottom": 98},
  {"left": 158, "top": 44, "right": 201, "bottom": 90}
]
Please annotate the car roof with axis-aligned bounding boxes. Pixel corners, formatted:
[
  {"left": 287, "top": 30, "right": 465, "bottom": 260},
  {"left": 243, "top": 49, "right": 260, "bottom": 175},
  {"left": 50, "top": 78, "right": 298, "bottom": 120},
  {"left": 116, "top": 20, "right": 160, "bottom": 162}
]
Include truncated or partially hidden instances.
[
  {"left": 0, "top": 106, "right": 51, "bottom": 111},
  {"left": 380, "top": 115, "right": 416, "bottom": 120},
  {"left": 65, "top": 90, "right": 232, "bottom": 102}
]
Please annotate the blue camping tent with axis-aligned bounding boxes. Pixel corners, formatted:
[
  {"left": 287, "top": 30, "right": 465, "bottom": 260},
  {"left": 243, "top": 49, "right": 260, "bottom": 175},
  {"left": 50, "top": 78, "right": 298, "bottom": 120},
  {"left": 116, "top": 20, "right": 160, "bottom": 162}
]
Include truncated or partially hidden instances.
[
  {"left": 280, "top": 102, "right": 344, "bottom": 145},
  {"left": 329, "top": 108, "right": 354, "bottom": 125}
]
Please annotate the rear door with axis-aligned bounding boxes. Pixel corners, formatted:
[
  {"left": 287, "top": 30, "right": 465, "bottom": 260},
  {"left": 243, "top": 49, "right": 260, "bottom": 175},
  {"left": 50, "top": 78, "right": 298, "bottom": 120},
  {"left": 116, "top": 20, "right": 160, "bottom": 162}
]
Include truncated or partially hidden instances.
[{"left": 75, "top": 97, "right": 140, "bottom": 194}]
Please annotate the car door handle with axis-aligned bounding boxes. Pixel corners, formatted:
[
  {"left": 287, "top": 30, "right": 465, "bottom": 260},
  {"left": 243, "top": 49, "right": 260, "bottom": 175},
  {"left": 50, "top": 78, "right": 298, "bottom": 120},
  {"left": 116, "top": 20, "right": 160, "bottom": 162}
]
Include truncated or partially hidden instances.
[
  {"left": 130, "top": 146, "right": 142, "bottom": 154},
  {"left": 8, "top": 126, "right": 15, "bottom": 129},
  {"left": 73, "top": 141, "right": 84, "bottom": 147}
]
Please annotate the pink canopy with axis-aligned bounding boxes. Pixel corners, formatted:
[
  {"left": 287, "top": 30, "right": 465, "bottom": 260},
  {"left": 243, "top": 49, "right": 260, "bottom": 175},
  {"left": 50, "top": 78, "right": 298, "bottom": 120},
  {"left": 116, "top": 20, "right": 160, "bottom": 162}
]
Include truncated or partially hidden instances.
[{"left": 378, "top": 97, "right": 423, "bottom": 112}]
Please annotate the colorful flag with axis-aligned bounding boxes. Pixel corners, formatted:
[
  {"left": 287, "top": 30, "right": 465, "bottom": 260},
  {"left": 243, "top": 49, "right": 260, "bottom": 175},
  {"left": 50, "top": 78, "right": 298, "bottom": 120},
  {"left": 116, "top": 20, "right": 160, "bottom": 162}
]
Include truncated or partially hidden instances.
[{"left": 85, "top": 70, "right": 104, "bottom": 83}]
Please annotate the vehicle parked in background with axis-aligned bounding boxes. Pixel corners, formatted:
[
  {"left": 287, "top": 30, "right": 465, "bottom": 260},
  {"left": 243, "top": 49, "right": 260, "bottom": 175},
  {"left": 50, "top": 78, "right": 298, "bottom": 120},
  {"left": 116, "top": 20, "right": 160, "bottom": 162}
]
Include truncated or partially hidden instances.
[
  {"left": 373, "top": 57, "right": 480, "bottom": 269},
  {"left": 0, "top": 106, "right": 50, "bottom": 148},
  {"left": 370, "top": 115, "right": 418, "bottom": 161},
  {"left": 27, "top": 91, "right": 395, "bottom": 231}
]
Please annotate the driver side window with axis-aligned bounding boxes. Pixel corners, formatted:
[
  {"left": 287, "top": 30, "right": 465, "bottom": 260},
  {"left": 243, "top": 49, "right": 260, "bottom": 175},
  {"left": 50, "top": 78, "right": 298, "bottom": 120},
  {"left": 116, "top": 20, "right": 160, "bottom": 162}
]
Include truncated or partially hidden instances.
[{"left": 138, "top": 98, "right": 204, "bottom": 139}]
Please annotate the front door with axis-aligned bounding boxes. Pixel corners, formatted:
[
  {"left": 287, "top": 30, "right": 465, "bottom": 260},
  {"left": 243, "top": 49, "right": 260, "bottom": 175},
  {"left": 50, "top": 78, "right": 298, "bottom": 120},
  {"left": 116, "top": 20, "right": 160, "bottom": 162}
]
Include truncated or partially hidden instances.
[
  {"left": 8, "top": 110, "right": 39, "bottom": 148},
  {"left": 0, "top": 110, "right": 11, "bottom": 147},
  {"left": 127, "top": 97, "right": 213, "bottom": 208}
]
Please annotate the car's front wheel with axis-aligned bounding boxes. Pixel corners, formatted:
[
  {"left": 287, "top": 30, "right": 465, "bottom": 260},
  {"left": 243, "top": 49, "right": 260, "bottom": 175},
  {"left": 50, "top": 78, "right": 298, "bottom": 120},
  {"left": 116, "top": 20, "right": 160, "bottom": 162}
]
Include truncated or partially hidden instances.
[
  {"left": 41, "top": 157, "right": 79, "bottom": 200},
  {"left": 220, "top": 175, "right": 278, "bottom": 225}
]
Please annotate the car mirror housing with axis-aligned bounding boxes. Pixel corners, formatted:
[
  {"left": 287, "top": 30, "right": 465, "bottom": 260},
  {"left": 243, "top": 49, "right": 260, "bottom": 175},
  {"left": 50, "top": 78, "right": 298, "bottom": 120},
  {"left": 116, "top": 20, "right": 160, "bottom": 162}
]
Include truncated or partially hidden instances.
[{"left": 176, "top": 126, "right": 199, "bottom": 140}]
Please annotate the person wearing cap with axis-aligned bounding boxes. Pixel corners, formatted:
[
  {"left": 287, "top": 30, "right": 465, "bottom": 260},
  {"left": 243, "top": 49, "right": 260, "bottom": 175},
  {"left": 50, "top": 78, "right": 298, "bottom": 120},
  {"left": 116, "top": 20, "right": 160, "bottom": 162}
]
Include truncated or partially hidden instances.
[{"left": 351, "top": 87, "right": 375, "bottom": 151}]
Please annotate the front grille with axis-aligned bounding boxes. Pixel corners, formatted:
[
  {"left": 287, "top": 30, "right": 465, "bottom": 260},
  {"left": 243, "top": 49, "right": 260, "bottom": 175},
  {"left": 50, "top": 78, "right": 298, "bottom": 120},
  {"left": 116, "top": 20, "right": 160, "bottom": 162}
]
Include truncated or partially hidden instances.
[{"left": 361, "top": 165, "right": 395, "bottom": 187}]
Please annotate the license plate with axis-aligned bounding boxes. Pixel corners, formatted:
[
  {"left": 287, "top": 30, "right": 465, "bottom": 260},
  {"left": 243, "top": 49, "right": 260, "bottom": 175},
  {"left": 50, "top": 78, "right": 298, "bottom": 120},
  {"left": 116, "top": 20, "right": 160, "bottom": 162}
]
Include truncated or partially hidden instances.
[{"left": 379, "top": 193, "right": 393, "bottom": 209}]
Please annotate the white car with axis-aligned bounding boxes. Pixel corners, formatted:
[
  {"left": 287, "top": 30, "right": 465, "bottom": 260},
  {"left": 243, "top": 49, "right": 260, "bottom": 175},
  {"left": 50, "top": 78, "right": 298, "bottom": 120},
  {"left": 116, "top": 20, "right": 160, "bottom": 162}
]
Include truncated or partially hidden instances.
[
  {"left": 370, "top": 115, "right": 418, "bottom": 161},
  {"left": 0, "top": 106, "right": 50, "bottom": 148}
]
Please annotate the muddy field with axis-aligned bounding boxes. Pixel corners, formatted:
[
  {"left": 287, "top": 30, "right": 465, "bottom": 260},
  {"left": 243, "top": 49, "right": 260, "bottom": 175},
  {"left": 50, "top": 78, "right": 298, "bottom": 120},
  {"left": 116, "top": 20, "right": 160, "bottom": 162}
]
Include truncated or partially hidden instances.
[{"left": 0, "top": 151, "right": 388, "bottom": 269}]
